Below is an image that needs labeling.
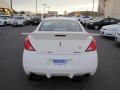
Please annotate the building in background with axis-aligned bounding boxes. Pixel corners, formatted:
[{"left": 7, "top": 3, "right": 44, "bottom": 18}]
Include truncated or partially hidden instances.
[
  {"left": 64, "top": 11, "right": 67, "bottom": 16},
  {"left": 98, "top": 0, "right": 106, "bottom": 16},
  {"left": 0, "top": 0, "right": 13, "bottom": 15},
  {"left": 98, "top": 0, "right": 120, "bottom": 19},
  {"left": 67, "top": 11, "right": 80, "bottom": 17},
  {"left": 47, "top": 11, "right": 58, "bottom": 17},
  {"left": 67, "top": 11, "right": 97, "bottom": 17}
]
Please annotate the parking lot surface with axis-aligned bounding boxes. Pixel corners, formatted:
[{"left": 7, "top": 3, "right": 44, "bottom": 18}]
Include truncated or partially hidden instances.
[{"left": 0, "top": 26, "right": 120, "bottom": 90}]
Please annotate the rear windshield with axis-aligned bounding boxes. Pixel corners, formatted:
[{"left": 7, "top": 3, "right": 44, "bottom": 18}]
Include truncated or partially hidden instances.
[{"left": 38, "top": 20, "right": 82, "bottom": 32}]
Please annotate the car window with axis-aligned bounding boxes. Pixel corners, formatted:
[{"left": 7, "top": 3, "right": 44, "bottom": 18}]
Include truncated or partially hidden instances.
[
  {"left": 94, "top": 18, "right": 104, "bottom": 22},
  {"left": 14, "top": 17, "right": 24, "bottom": 20},
  {"left": 39, "top": 20, "right": 82, "bottom": 32},
  {"left": 83, "top": 16, "right": 90, "bottom": 18},
  {"left": 110, "top": 18, "right": 119, "bottom": 23},
  {"left": 103, "top": 18, "right": 110, "bottom": 23},
  {"left": 32, "top": 17, "right": 40, "bottom": 20},
  {"left": 3, "top": 17, "right": 7, "bottom": 19},
  {"left": 92, "top": 17, "right": 102, "bottom": 21},
  {"left": 0, "top": 16, "right": 5, "bottom": 19}
]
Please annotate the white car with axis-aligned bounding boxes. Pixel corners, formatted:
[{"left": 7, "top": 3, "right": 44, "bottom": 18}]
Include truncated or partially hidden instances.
[
  {"left": 100, "top": 23, "right": 120, "bottom": 37},
  {"left": 0, "top": 18, "right": 7, "bottom": 26},
  {"left": 0, "top": 16, "right": 12, "bottom": 26},
  {"left": 12, "top": 16, "right": 30, "bottom": 26},
  {"left": 23, "top": 17, "right": 98, "bottom": 79},
  {"left": 115, "top": 31, "right": 120, "bottom": 42}
]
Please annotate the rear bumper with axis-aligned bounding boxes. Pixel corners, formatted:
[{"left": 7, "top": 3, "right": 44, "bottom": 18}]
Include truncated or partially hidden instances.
[{"left": 23, "top": 50, "right": 98, "bottom": 78}]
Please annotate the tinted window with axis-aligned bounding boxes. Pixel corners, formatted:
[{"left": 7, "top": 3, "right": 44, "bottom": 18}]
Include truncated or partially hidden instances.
[
  {"left": 92, "top": 17, "right": 102, "bottom": 21},
  {"left": 32, "top": 17, "right": 40, "bottom": 20},
  {"left": 39, "top": 20, "right": 82, "bottom": 32},
  {"left": 103, "top": 18, "right": 110, "bottom": 23},
  {"left": 2, "top": 17, "right": 7, "bottom": 19},
  {"left": 94, "top": 18, "right": 104, "bottom": 22},
  {"left": 82, "top": 16, "right": 90, "bottom": 18},
  {"left": 110, "top": 18, "right": 119, "bottom": 23},
  {"left": 0, "top": 16, "right": 8, "bottom": 20},
  {"left": 14, "top": 17, "right": 24, "bottom": 20}
]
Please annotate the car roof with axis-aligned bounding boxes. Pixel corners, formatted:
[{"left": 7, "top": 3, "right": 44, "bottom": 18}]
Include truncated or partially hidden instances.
[{"left": 43, "top": 17, "right": 77, "bottom": 21}]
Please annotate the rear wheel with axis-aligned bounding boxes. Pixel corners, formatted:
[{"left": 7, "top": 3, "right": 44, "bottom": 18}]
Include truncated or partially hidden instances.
[
  {"left": 27, "top": 73, "right": 45, "bottom": 81},
  {"left": 71, "top": 76, "right": 83, "bottom": 81},
  {"left": 71, "top": 74, "right": 90, "bottom": 81},
  {"left": 27, "top": 73, "right": 39, "bottom": 80},
  {"left": 94, "top": 25, "right": 100, "bottom": 30}
]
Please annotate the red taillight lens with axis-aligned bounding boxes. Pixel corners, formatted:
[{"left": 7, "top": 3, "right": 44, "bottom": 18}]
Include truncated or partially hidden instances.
[
  {"left": 24, "top": 36, "right": 35, "bottom": 51},
  {"left": 86, "top": 38, "right": 96, "bottom": 52}
]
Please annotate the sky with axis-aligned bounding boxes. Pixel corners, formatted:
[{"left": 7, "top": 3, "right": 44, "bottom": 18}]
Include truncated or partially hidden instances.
[{"left": 5, "top": 0, "right": 99, "bottom": 14}]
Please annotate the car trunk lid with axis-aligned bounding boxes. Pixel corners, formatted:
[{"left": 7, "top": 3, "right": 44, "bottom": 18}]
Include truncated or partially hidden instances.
[{"left": 28, "top": 32, "right": 93, "bottom": 54}]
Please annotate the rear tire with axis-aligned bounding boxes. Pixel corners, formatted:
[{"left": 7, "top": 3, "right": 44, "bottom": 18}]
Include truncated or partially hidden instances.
[
  {"left": 71, "top": 76, "right": 83, "bottom": 81},
  {"left": 94, "top": 25, "right": 100, "bottom": 30},
  {"left": 27, "top": 73, "right": 38, "bottom": 80},
  {"left": 27, "top": 73, "right": 45, "bottom": 81},
  {"left": 71, "top": 74, "right": 90, "bottom": 81}
]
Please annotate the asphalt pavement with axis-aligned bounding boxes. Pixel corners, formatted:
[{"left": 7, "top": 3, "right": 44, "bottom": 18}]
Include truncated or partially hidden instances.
[{"left": 0, "top": 25, "right": 120, "bottom": 90}]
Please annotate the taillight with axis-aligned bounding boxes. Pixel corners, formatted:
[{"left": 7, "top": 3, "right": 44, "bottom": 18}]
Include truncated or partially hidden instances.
[
  {"left": 86, "top": 38, "right": 96, "bottom": 52},
  {"left": 24, "top": 36, "right": 35, "bottom": 51}
]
